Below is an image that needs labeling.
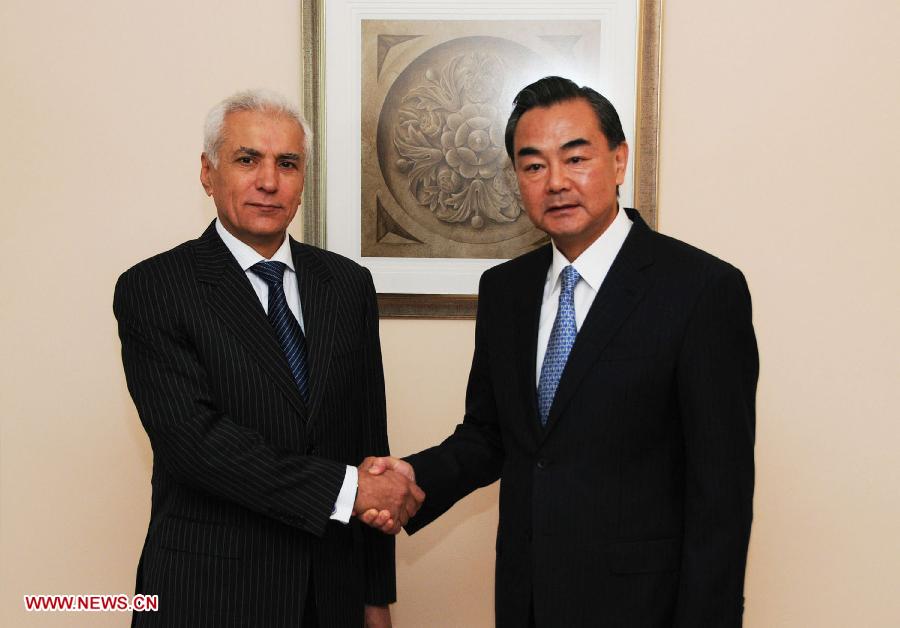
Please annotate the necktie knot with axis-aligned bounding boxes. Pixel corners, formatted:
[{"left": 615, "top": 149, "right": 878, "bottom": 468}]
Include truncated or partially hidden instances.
[
  {"left": 249, "top": 261, "right": 287, "bottom": 288},
  {"left": 560, "top": 265, "right": 580, "bottom": 296}
]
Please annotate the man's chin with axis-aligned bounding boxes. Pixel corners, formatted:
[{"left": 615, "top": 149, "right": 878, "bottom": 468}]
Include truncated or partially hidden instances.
[
  {"left": 541, "top": 218, "right": 584, "bottom": 241},
  {"left": 245, "top": 217, "right": 291, "bottom": 235}
]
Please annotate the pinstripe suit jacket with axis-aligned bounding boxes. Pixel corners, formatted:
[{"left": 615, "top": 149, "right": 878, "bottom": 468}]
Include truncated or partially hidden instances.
[
  {"left": 405, "top": 209, "right": 758, "bottom": 627},
  {"left": 114, "top": 221, "right": 394, "bottom": 627}
]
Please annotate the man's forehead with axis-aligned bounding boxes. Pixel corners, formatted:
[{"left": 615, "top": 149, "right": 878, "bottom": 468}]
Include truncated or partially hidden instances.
[
  {"left": 514, "top": 99, "right": 604, "bottom": 149},
  {"left": 221, "top": 110, "right": 304, "bottom": 149}
]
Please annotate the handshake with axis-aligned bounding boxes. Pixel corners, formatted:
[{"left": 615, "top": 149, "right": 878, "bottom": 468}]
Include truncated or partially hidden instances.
[{"left": 352, "top": 457, "right": 424, "bottom": 535}]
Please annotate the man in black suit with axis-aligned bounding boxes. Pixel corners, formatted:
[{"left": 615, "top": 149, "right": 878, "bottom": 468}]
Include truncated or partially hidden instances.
[
  {"left": 114, "top": 89, "right": 422, "bottom": 627},
  {"left": 363, "top": 77, "right": 758, "bottom": 626}
]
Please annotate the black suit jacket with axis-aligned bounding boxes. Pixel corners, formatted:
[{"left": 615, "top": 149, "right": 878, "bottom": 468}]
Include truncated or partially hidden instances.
[
  {"left": 114, "top": 222, "right": 394, "bottom": 627},
  {"left": 406, "top": 209, "right": 758, "bottom": 627}
]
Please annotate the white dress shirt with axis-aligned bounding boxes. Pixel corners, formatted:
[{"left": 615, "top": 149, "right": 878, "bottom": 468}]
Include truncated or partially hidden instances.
[
  {"left": 215, "top": 219, "right": 357, "bottom": 523},
  {"left": 536, "top": 207, "right": 633, "bottom": 383}
]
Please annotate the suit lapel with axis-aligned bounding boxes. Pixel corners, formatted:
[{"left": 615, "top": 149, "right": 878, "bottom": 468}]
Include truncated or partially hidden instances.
[
  {"left": 194, "top": 222, "right": 309, "bottom": 420},
  {"left": 542, "top": 210, "right": 655, "bottom": 439},
  {"left": 291, "top": 239, "right": 337, "bottom": 430},
  {"left": 512, "top": 246, "right": 552, "bottom": 446}
]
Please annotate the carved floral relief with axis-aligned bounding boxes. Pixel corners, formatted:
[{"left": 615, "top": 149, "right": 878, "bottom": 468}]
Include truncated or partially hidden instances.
[{"left": 362, "top": 22, "right": 602, "bottom": 259}]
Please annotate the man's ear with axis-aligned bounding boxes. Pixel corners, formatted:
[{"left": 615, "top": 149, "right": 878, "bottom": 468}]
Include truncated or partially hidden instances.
[
  {"left": 614, "top": 142, "right": 629, "bottom": 186},
  {"left": 200, "top": 153, "right": 214, "bottom": 196}
]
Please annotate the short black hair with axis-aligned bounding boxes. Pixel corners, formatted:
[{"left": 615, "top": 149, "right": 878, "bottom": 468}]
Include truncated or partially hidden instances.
[{"left": 504, "top": 76, "right": 626, "bottom": 162}]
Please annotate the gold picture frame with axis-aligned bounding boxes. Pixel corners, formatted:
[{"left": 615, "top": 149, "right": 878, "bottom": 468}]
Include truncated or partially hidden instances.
[{"left": 300, "top": 0, "right": 662, "bottom": 319}]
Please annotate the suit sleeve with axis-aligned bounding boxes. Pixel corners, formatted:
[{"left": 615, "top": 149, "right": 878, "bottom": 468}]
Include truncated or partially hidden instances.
[
  {"left": 404, "top": 272, "right": 505, "bottom": 534},
  {"left": 113, "top": 265, "right": 347, "bottom": 538},
  {"left": 357, "top": 269, "right": 397, "bottom": 605},
  {"left": 674, "top": 266, "right": 758, "bottom": 627}
]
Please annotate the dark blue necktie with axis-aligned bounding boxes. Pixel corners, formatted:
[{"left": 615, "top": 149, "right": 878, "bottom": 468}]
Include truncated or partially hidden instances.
[
  {"left": 537, "top": 265, "right": 581, "bottom": 426},
  {"left": 249, "top": 261, "right": 310, "bottom": 401}
]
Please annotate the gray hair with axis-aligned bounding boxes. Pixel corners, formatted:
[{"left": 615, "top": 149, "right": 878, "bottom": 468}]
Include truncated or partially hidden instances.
[{"left": 203, "top": 88, "right": 312, "bottom": 167}]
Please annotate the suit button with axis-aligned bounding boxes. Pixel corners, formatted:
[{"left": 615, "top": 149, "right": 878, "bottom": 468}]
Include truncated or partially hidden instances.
[
  {"left": 307, "top": 445, "right": 318, "bottom": 455},
  {"left": 536, "top": 458, "right": 548, "bottom": 470}
]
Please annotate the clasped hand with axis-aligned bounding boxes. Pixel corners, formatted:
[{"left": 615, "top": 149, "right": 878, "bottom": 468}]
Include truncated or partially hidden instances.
[{"left": 353, "top": 457, "right": 423, "bottom": 535}]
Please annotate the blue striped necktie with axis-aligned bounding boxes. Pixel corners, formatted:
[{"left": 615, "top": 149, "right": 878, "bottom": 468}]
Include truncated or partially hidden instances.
[
  {"left": 537, "top": 265, "right": 581, "bottom": 426},
  {"left": 249, "top": 261, "right": 310, "bottom": 401}
]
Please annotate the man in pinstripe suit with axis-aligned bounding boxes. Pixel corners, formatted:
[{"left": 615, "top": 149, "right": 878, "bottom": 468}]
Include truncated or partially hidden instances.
[{"left": 114, "top": 90, "right": 421, "bottom": 627}]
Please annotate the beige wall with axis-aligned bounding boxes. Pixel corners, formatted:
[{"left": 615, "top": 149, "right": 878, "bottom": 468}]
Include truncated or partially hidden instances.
[{"left": 1, "top": 0, "right": 898, "bottom": 626}]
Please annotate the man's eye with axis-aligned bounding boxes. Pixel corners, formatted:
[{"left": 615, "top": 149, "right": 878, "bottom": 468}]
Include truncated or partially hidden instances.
[
  {"left": 280, "top": 161, "right": 297, "bottom": 169},
  {"left": 569, "top": 156, "right": 585, "bottom": 164},
  {"left": 237, "top": 157, "right": 253, "bottom": 165},
  {"left": 523, "top": 163, "right": 543, "bottom": 172}
]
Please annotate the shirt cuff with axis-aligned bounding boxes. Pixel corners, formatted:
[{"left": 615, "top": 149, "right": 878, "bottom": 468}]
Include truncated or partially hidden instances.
[{"left": 330, "top": 465, "right": 358, "bottom": 524}]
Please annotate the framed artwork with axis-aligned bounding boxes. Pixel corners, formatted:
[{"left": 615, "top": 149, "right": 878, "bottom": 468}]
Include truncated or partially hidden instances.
[{"left": 300, "top": 0, "right": 661, "bottom": 318}]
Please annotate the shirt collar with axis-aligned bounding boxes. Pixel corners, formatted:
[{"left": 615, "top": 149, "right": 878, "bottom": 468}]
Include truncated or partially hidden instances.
[
  {"left": 215, "top": 218, "right": 295, "bottom": 272},
  {"left": 547, "top": 205, "right": 633, "bottom": 292}
]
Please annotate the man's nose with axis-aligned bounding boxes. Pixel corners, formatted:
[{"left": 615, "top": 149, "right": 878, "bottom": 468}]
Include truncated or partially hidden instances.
[
  {"left": 256, "top": 160, "right": 278, "bottom": 192},
  {"left": 547, "top": 163, "right": 570, "bottom": 193}
]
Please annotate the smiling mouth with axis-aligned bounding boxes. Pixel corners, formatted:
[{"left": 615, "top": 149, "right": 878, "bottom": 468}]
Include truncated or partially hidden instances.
[
  {"left": 247, "top": 203, "right": 282, "bottom": 209},
  {"left": 547, "top": 203, "right": 579, "bottom": 212}
]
